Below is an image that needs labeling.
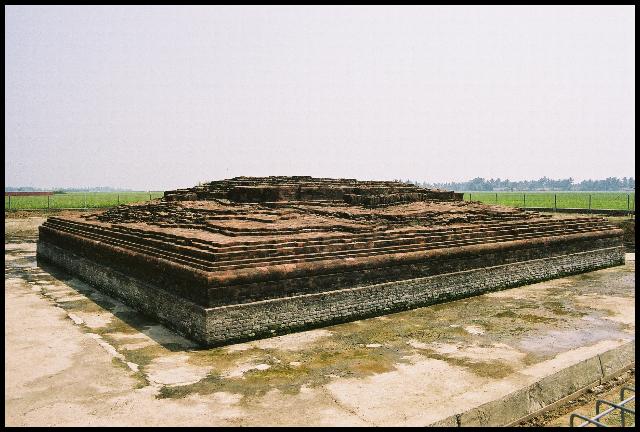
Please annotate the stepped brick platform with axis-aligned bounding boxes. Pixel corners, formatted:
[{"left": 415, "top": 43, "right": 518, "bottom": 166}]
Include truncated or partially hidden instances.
[{"left": 36, "top": 177, "right": 625, "bottom": 346}]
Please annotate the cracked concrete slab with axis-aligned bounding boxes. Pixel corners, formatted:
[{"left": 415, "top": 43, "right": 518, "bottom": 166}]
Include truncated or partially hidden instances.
[{"left": 4, "top": 217, "right": 636, "bottom": 426}]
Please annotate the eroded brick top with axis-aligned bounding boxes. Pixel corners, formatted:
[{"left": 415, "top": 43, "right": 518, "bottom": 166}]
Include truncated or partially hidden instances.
[{"left": 163, "top": 176, "right": 463, "bottom": 204}]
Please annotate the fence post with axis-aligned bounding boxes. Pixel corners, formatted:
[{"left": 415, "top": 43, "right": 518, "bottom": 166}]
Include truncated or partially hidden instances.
[
  {"left": 149, "top": 191, "right": 152, "bottom": 201},
  {"left": 48, "top": 195, "right": 50, "bottom": 209},
  {"left": 523, "top": 193, "right": 526, "bottom": 208},
  {"left": 84, "top": 193, "right": 87, "bottom": 209},
  {"left": 495, "top": 193, "right": 498, "bottom": 204},
  {"left": 8, "top": 195, "right": 10, "bottom": 210},
  {"left": 554, "top": 194, "right": 557, "bottom": 212},
  {"left": 588, "top": 194, "right": 591, "bottom": 213},
  {"left": 469, "top": 193, "right": 472, "bottom": 202},
  {"left": 117, "top": 194, "right": 120, "bottom": 205},
  {"left": 627, "top": 194, "right": 630, "bottom": 214}
]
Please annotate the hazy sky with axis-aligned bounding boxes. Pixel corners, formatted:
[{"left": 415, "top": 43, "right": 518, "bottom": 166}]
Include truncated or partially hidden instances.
[{"left": 5, "top": 5, "right": 635, "bottom": 190}]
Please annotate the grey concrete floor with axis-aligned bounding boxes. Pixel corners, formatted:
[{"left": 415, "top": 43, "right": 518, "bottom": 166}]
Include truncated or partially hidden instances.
[{"left": 4, "top": 217, "right": 636, "bottom": 426}]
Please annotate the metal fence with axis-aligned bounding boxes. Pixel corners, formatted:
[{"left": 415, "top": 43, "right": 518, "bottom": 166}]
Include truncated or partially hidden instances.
[
  {"left": 5, "top": 191, "right": 636, "bottom": 213},
  {"left": 464, "top": 192, "right": 635, "bottom": 213},
  {"left": 570, "top": 386, "right": 635, "bottom": 427}
]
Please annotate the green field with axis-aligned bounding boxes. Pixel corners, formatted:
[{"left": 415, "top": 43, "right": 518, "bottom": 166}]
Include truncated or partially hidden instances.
[
  {"left": 462, "top": 192, "right": 635, "bottom": 211},
  {"left": 4, "top": 191, "right": 635, "bottom": 211},
  {"left": 5, "top": 191, "right": 164, "bottom": 210}
]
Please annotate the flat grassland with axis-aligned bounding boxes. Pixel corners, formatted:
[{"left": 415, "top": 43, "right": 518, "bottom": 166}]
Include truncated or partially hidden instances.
[
  {"left": 4, "top": 191, "right": 635, "bottom": 211},
  {"left": 5, "top": 191, "right": 164, "bottom": 210},
  {"left": 462, "top": 192, "right": 635, "bottom": 211}
]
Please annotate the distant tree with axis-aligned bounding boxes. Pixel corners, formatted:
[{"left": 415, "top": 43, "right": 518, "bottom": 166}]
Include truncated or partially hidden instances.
[{"left": 418, "top": 176, "right": 633, "bottom": 192}]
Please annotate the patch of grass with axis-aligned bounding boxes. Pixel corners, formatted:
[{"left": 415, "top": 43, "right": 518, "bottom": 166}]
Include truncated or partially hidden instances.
[
  {"left": 187, "top": 347, "right": 252, "bottom": 371},
  {"left": 414, "top": 348, "right": 515, "bottom": 379},
  {"left": 158, "top": 344, "right": 401, "bottom": 402},
  {"left": 157, "top": 383, "right": 194, "bottom": 399},
  {"left": 119, "top": 344, "right": 170, "bottom": 368},
  {"left": 494, "top": 310, "right": 518, "bottom": 318},
  {"left": 517, "top": 314, "right": 558, "bottom": 324},
  {"left": 111, "top": 357, "right": 150, "bottom": 389},
  {"left": 542, "top": 300, "right": 586, "bottom": 317},
  {"left": 54, "top": 298, "right": 106, "bottom": 314},
  {"left": 93, "top": 316, "right": 139, "bottom": 336}
]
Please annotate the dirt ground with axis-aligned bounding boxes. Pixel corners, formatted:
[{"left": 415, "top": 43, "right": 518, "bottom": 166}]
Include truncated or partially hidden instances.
[
  {"left": 4, "top": 217, "right": 636, "bottom": 426},
  {"left": 522, "top": 369, "right": 635, "bottom": 427}
]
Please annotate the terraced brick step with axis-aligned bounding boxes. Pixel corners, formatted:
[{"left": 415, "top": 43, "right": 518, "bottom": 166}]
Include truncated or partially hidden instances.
[
  {"left": 41, "top": 217, "right": 619, "bottom": 273},
  {"left": 44, "top": 216, "right": 614, "bottom": 257},
  {"left": 47, "top": 215, "right": 615, "bottom": 250}
]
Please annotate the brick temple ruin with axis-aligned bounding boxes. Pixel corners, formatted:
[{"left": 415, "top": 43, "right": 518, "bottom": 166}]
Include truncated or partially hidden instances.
[{"left": 36, "top": 176, "right": 625, "bottom": 346}]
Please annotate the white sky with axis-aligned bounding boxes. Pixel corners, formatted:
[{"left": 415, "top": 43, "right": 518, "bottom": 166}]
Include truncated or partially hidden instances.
[{"left": 4, "top": 5, "right": 635, "bottom": 190}]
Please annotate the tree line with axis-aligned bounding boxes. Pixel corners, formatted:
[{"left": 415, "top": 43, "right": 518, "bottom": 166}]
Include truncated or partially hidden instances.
[{"left": 397, "top": 177, "right": 635, "bottom": 192}]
